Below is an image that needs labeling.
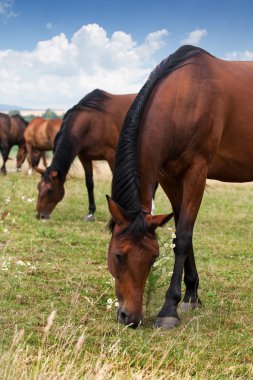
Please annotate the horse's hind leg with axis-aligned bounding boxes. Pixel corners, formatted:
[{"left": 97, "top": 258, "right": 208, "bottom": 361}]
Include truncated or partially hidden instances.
[
  {"left": 26, "top": 143, "right": 33, "bottom": 175},
  {"left": 155, "top": 160, "right": 207, "bottom": 329},
  {"left": 79, "top": 157, "right": 96, "bottom": 221}
]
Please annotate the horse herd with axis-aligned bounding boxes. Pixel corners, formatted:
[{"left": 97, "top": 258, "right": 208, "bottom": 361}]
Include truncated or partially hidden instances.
[{"left": 1, "top": 45, "right": 253, "bottom": 329}]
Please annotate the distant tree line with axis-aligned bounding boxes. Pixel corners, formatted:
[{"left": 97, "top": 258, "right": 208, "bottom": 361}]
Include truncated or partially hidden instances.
[{"left": 8, "top": 108, "right": 64, "bottom": 122}]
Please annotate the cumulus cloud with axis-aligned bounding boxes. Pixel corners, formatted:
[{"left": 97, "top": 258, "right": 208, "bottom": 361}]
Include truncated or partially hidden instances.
[
  {"left": 224, "top": 50, "right": 253, "bottom": 60},
  {"left": 0, "top": 23, "right": 169, "bottom": 109},
  {"left": 180, "top": 29, "right": 207, "bottom": 45}
]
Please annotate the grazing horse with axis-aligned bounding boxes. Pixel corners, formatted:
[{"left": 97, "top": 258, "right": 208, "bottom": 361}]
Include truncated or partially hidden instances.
[
  {"left": 107, "top": 45, "right": 253, "bottom": 329},
  {"left": 35, "top": 90, "right": 136, "bottom": 220},
  {"left": 0, "top": 113, "right": 28, "bottom": 174},
  {"left": 24, "top": 117, "right": 62, "bottom": 174}
]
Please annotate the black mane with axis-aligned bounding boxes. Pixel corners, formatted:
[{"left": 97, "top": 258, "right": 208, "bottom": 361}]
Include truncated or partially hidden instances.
[
  {"left": 110, "top": 45, "right": 211, "bottom": 237},
  {"left": 44, "top": 89, "right": 110, "bottom": 181},
  {"left": 12, "top": 114, "right": 29, "bottom": 126}
]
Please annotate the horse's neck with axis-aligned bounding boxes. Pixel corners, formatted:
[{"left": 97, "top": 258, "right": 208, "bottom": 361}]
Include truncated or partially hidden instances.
[{"left": 51, "top": 131, "right": 78, "bottom": 178}]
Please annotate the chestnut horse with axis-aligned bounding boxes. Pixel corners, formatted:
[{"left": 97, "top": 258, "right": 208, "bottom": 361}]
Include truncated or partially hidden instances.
[
  {"left": 36, "top": 90, "right": 136, "bottom": 220},
  {"left": 0, "top": 113, "right": 28, "bottom": 174},
  {"left": 107, "top": 45, "right": 253, "bottom": 329},
  {"left": 23, "top": 117, "right": 62, "bottom": 175}
]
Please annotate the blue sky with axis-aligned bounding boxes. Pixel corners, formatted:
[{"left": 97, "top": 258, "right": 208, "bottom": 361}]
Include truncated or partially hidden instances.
[{"left": 1, "top": 0, "right": 253, "bottom": 109}]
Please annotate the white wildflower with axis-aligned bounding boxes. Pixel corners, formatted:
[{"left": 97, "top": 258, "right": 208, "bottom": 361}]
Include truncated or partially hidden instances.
[
  {"left": 3, "top": 228, "right": 8, "bottom": 234},
  {"left": 170, "top": 243, "right": 176, "bottom": 249},
  {"left": 171, "top": 232, "right": 176, "bottom": 239},
  {"left": 107, "top": 298, "right": 113, "bottom": 305},
  {"left": 16, "top": 260, "right": 26, "bottom": 266}
]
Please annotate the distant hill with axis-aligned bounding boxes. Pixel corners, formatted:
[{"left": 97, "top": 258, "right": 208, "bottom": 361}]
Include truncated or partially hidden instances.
[{"left": 0, "top": 104, "right": 27, "bottom": 112}]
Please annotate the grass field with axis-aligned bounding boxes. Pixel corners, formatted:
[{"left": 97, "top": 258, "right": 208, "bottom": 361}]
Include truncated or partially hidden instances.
[{"left": 0, "top": 159, "right": 253, "bottom": 379}]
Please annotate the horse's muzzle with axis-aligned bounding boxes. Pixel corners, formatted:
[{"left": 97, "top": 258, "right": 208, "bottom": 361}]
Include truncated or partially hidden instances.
[
  {"left": 117, "top": 307, "right": 143, "bottom": 329},
  {"left": 37, "top": 212, "right": 50, "bottom": 220}
]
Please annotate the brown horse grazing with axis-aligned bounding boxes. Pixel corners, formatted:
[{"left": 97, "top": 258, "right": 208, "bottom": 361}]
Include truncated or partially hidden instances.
[
  {"left": 0, "top": 113, "right": 28, "bottom": 174},
  {"left": 107, "top": 45, "right": 253, "bottom": 329},
  {"left": 35, "top": 90, "right": 136, "bottom": 220},
  {"left": 24, "top": 117, "right": 62, "bottom": 175}
]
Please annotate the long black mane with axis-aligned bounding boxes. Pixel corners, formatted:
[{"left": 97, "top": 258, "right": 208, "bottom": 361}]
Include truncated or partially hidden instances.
[
  {"left": 12, "top": 114, "right": 29, "bottom": 127},
  {"left": 44, "top": 89, "right": 110, "bottom": 181},
  {"left": 110, "top": 45, "right": 212, "bottom": 236}
]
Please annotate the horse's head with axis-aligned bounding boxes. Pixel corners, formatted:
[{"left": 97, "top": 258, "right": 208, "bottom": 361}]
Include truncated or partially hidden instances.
[
  {"left": 107, "top": 196, "right": 173, "bottom": 328},
  {"left": 36, "top": 168, "right": 65, "bottom": 219},
  {"left": 16, "top": 143, "right": 27, "bottom": 171}
]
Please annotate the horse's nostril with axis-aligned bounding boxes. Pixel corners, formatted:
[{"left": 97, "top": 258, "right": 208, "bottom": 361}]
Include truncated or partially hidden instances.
[
  {"left": 40, "top": 214, "right": 45, "bottom": 219},
  {"left": 119, "top": 310, "right": 128, "bottom": 323}
]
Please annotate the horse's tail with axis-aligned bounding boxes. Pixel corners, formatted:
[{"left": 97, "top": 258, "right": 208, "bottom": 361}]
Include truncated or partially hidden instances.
[{"left": 112, "top": 45, "right": 208, "bottom": 212}]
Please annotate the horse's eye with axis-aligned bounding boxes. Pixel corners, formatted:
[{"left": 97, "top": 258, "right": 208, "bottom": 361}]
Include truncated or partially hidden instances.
[{"left": 116, "top": 253, "right": 126, "bottom": 264}]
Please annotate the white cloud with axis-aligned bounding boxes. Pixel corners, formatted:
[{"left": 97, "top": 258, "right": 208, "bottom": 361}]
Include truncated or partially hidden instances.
[
  {"left": 224, "top": 50, "right": 253, "bottom": 61},
  {"left": 180, "top": 29, "right": 207, "bottom": 45},
  {"left": 0, "top": 23, "right": 169, "bottom": 109},
  {"left": 46, "top": 22, "right": 53, "bottom": 30},
  {"left": 0, "top": 0, "right": 17, "bottom": 19}
]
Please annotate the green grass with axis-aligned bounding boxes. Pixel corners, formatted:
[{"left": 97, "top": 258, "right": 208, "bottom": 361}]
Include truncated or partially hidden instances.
[{"left": 0, "top": 169, "right": 252, "bottom": 379}]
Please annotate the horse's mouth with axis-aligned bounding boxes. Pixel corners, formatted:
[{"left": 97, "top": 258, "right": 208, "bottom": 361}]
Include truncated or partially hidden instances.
[
  {"left": 37, "top": 212, "right": 50, "bottom": 220},
  {"left": 116, "top": 306, "right": 142, "bottom": 329}
]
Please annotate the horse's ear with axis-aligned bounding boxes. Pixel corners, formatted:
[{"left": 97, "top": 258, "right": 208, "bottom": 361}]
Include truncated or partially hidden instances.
[
  {"left": 34, "top": 166, "right": 45, "bottom": 175},
  {"left": 106, "top": 195, "right": 127, "bottom": 225},
  {"left": 146, "top": 212, "right": 173, "bottom": 230}
]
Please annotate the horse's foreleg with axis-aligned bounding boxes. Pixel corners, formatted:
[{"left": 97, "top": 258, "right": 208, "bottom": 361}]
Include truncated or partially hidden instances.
[
  {"left": 155, "top": 160, "right": 207, "bottom": 329},
  {"left": 180, "top": 250, "right": 202, "bottom": 312},
  {"left": 80, "top": 157, "right": 96, "bottom": 221},
  {"left": 42, "top": 152, "right": 47, "bottom": 168},
  {"left": 1, "top": 144, "right": 11, "bottom": 175},
  {"left": 26, "top": 143, "right": 33, "bottom": 175}
]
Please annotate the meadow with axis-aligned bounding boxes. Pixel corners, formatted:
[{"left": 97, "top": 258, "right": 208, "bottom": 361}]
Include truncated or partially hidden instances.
[{"left": 0, "top": 158, "right": 252, "bottom": 379}]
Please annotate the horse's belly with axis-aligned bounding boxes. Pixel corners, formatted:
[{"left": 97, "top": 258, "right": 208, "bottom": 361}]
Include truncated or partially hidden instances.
[{"left": 208, "top": 153, "right": 253, "bottom": 182}]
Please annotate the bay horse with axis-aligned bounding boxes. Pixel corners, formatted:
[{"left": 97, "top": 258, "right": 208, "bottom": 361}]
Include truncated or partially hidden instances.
[
  {"left": 23, "top": 117, "right": 62, "bottom": 175},
  {"left": 0, "top": 113, "right": 28, "bottom": 174},
  {"left": 35, "top": 90, "right": 136, "bottom": 220},
  {"left": 107, "top": 45, "right": 253, "bottom": 329}
]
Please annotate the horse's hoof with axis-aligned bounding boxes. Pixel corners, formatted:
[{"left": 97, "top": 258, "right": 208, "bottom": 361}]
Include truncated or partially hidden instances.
[
  {"left": 154, "top": 316, "right": 179, "bottom": 329},
  {"left": 180, "top": 301, "right": 202, "bottom": 313},
  {"left": 83, "top": 214, "right": 95, "bottom": 222}
]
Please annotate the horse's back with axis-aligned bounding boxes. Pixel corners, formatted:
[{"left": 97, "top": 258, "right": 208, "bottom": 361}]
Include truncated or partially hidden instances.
[{"left": 141, "top": 52, "right": 253, "bottom": 183}]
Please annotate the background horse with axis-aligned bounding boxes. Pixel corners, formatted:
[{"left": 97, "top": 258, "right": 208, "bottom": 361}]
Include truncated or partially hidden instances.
[
  {"left": 0, "top": 113, "right": 28, "bottom": 174},
  {"left": 36, "top": 89, "right": 136, "bottom": 221},
  {"left": 107, "top": 45, "right": 253, "bottom": 329},
  {"left": 16, "top": 145, "right": 47, "bottom": 172},
  {"left": 23, "top": 117, "right": 62, "bottom": 175}
]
